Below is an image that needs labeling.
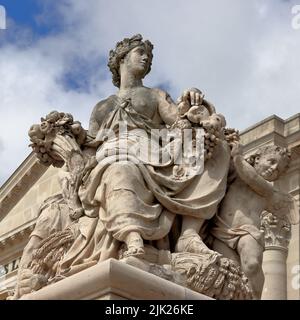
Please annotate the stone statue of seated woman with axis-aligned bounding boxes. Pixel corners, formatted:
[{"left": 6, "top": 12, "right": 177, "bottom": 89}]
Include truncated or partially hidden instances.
[{"left": 11, "top": 34, "right": 266, "bottom": 300}]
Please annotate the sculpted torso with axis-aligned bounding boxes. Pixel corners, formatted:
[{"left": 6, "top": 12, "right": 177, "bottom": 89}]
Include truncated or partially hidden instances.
[
  {"left": 89, "top": 86, "right": 177, "bottom": 137},
  {"left": 219, "top": 177, "right": 266, "bottom": 228},
  {"left": 118, "top": 87, "right": 161, "bottom": 121}
]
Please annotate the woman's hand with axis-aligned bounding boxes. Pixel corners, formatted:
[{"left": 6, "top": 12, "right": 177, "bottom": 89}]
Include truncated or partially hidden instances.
[{"left": 177, "top": 88, "right": 204, "bottom": 116}]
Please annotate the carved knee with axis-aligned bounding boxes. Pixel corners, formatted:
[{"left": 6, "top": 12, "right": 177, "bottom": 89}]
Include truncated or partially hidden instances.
[
  {"left": 108, "top": 161, "right": 136, "bottom": 173},
  {"left": 243, "top": 258, "right": 261, "bottom": 276}
]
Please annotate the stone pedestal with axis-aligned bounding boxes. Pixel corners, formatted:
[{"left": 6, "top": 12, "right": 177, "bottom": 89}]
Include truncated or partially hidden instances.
[{"left": 20, "top": 258, "right": 212, "bottom": 300}]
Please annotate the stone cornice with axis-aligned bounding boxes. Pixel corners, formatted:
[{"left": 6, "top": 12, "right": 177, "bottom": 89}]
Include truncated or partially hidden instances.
[
  {"left": 0, "top": 221, "right": 35, "bottom": 251},
  {"left": 0, "top": 152, "right": 47, "bottom": 219},
  {"left": 240, "top": 114, "right": 300, "bottom": 149},
  {"left": 241, "top": 132, "right": 287, "bottom": 155},
  {"left": 240, "top": 113, "right": 300, "bottom": 137}
]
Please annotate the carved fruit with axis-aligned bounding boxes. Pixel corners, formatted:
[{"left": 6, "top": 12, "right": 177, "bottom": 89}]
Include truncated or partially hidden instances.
[
  {"left": 28, "top": 124, "right": 45, "bottom": 140},
  {"left": 186, "top": 105, "right": 210, "bottom": 124}
]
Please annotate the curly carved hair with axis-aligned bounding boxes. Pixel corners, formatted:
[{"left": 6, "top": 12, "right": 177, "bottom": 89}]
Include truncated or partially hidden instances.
[
  {"left": 246, "top": 145, "right": 291, "bottom": 171},
  {"left": 107, "top": 34, "right": 154, "bottom": 88}
]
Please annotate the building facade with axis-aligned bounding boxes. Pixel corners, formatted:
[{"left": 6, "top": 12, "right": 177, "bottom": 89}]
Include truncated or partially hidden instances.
[{"left": 0, "top": 113, "right": 299, "bottom": 300}]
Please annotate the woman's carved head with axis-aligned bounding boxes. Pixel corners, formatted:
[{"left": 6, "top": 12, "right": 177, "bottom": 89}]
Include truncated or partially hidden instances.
[{"left": 108, "top": 34, "right": 154, "bottom": 87}]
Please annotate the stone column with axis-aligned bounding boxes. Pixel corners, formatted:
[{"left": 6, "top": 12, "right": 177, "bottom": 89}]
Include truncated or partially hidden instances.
[{"left": 261, "top": 212, "right": 291, "bottom": 300}]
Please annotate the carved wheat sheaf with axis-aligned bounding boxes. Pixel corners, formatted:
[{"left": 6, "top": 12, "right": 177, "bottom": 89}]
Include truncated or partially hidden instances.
[{"left": 172, "top": 252, "right": 253, "bottom": 300}]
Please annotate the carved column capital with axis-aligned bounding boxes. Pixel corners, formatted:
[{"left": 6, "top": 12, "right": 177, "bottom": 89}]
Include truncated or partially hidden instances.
[{"left": 261, "top": 211, "right": 291, "bottom": 251}]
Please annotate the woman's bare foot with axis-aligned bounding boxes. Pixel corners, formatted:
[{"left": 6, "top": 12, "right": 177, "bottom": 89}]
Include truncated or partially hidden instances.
[
  {"left": 124, "top": 232, "right": 145, "bottom": 257},
  {"left": 175, "top": 232, "right": 215, "bottom": 255}
]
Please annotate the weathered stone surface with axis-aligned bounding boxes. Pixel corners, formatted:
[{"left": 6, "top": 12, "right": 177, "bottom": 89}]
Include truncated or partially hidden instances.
[{"left": 5, "top": 34, "right": 299, "bottom": 301}]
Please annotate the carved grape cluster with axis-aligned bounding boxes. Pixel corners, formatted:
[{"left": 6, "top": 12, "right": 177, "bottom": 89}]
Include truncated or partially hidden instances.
[
  {"left": 224, "top": 128, "right": 240, "bottom": 146},
  {"left": 173, "top": 114, "right": 230, "bottom": 162},
  {"left": 203, "top": 124, "right": 222, "bottom": 160}
]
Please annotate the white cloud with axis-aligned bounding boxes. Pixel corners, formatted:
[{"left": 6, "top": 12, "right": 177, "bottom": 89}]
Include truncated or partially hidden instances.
[{"left": 0, "top": 0, "right": 300, "bottom": 185}]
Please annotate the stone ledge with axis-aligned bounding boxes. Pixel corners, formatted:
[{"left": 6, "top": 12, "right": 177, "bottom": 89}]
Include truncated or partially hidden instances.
[{"left": 20, "top": 258, "right": 212, "bottom": 300}]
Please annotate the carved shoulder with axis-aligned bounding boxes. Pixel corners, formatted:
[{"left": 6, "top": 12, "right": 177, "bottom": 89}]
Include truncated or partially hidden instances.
[{"left": 88, "top": 95, "right": 117, "bottom": 138}]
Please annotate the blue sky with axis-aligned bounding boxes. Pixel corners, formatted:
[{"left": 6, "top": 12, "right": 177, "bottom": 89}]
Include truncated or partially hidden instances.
[
  {"left": 0, "top": 1, "right": 112, "bottom": 92},
  {"left": 0, "top": 0, "right": 300, "bottom": 186},
  {"left": 1, "top": 0, "right": 52, "bottom": 35}
]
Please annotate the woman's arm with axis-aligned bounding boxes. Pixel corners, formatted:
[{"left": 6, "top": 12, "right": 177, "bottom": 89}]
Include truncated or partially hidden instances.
[{"left": 156, "top": 89, "right": 178, "bottom": 125}]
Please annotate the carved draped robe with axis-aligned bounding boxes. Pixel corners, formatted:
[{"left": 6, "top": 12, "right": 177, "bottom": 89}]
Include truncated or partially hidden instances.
[{"left": 55, "top": 96, "right": 231, "bottom": 277}]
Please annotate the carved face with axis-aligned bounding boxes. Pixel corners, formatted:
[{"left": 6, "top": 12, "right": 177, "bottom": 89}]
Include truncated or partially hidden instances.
[
  {"left": 122, "top": 45, "right": 151, "bottom": 79},
  {"left": 254, "top": 153, "right": 287, "bottom": 181}
]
